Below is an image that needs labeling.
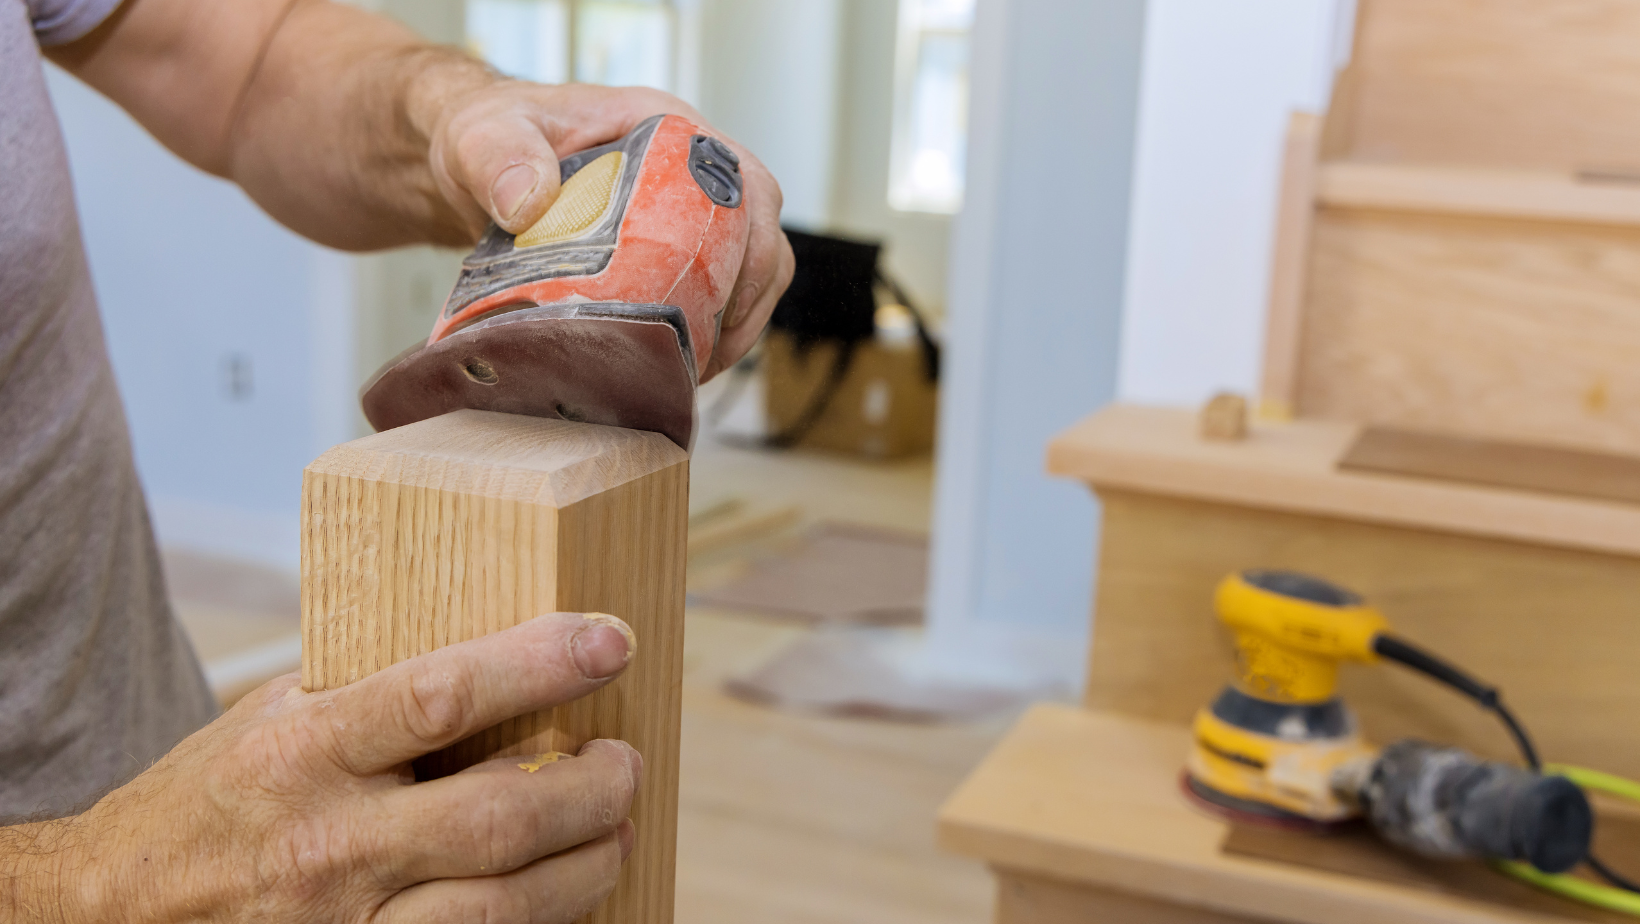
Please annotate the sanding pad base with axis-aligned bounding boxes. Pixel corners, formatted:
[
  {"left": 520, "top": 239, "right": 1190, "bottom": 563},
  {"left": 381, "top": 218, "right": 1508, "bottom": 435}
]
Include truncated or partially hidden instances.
[
  {"left": 1181, "top": 772, "right": 1350, "bottom": 835},
  {"left": 362, "top": 303, "right": 699, "bottom": 450}
]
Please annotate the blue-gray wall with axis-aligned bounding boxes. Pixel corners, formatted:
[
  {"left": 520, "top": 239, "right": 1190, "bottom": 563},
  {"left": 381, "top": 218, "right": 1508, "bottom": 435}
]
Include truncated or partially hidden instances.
[{"left": 46, "top": 68, "right": 353, "bottom": 570}]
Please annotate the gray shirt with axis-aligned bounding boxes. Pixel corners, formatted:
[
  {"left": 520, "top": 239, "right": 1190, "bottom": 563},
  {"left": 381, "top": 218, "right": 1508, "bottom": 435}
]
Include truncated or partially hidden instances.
[{"left": 1, "top": 0, "right": 217, "bottom": 820}]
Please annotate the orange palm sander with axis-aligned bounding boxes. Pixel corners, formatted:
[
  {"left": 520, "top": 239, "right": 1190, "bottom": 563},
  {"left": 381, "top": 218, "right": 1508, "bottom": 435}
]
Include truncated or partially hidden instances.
[{"left": 361, "top": 114, "right": 749, "bottom": 449}]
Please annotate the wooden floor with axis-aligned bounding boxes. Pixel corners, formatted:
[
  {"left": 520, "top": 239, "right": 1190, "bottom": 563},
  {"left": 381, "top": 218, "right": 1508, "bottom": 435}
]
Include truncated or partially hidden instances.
[
  {"left": 168, "top": 418, "right": 1003, "bottom": 924},
  {"left": 662, "top": 431, "right": 1003, "bottom": 924},
  {"left": 676, "top": 609, "right": 1002, "bottom": 924}
]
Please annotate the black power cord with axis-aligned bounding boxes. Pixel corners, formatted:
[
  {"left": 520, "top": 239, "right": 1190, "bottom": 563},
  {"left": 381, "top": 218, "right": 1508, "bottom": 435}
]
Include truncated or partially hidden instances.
[
  {"left": 873, "top": 268, "right": 941, "bottom": 383},
  {"left": 1373, "top": 634, "right": 1640, "bottom": 893},
  {"left": 766, "top": 271, "right": 939, "bottom": 449},
  {"left": 1588, "top": 856, "right": 1640, "bottom": 894},
  {"left": 1371, "top": 635, "right": 1540, "bottom": 769},
  {"left": 763, "top": 339, "right": 858, "bottom": 450}
]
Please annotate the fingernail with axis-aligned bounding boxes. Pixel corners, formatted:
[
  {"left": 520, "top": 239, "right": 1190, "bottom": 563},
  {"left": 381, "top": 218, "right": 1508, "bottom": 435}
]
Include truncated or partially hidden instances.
[
  {"left": 491, "top": 163, "right": 539, "bottom": 222},
  {"left": 576, "top": 739, "right": 642, "bottom": 788},
  {"left": 726, "top": 281, "right": 759, "bottom": 328},
  {"left": 571, "top": 619, "right": 632, "bottom": 679},
  {"left": 626, "top": 745, "right": 644, "bottom": 789},
  {"left": 617, "top": 818, "right": 636, "bottom": 860}
]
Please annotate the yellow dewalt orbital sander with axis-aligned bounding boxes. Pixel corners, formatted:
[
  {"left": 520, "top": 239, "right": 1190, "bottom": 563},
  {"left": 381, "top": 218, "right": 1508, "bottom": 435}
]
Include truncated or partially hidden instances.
[
  {"left": 1185, "top": 570, "right": 1385, "bottom": 824},
  {"left": 1186, "top": 570, "right": 1603, "bottom": 878}
]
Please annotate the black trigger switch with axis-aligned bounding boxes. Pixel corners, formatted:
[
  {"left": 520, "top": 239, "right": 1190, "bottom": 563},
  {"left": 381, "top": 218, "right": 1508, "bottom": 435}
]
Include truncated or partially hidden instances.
[{"left": 689, "top": 135, "right": 743, "bottom": 208}]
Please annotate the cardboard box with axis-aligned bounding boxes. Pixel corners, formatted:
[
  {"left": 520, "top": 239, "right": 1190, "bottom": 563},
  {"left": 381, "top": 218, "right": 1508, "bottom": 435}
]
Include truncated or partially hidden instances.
[{"left": 763, "top": 329, "right": 937, "bottom": 459}]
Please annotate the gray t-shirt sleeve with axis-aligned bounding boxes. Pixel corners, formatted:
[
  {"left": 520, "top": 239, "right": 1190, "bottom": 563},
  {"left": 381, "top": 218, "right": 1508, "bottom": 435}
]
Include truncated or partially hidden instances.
[{"left": 29, "top": 0, "right": 123, "bottom": 46}]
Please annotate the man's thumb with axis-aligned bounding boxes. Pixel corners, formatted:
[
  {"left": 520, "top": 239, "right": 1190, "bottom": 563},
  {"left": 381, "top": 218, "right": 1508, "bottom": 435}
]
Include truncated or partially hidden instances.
[{"left": 452, "top": 115, "right": 563, "bottom": 234}]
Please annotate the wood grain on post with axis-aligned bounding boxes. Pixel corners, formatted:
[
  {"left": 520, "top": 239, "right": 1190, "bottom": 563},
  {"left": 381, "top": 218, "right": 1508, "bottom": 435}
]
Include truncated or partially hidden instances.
[{"left": 300, "top": 409, "right": 689, "bottom": 924}]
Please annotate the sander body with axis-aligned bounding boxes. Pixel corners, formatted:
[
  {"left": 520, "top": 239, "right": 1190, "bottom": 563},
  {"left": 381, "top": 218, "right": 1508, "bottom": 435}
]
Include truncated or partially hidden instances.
[
  {"left": 1186, "top": 570, "right": 1384, "bottom": 825},
  {"left": 362, "top": 113, "right": 750, "bottom": 449}
]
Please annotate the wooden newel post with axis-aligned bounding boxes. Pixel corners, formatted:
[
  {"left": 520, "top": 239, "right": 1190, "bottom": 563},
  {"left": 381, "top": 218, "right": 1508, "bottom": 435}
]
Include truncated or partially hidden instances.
[{"left": 299, "top": 409, "right": 689, "bottom": 924}]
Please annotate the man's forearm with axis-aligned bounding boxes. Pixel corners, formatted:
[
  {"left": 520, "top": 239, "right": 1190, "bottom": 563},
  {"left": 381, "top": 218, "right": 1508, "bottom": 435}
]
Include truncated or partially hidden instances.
[
  {"left": 227, "top": 2, "right": 496, "bottom": 249},
  {"left": 0, "top": 820, "right": 93, "bottom": 924},
  {"left": 51, "top": 0, "right": 496, "bottom": 250}
]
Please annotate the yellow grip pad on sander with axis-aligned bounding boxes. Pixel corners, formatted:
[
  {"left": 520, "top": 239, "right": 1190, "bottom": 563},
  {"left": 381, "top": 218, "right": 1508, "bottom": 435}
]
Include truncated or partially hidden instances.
[{"left": 516, "top": 151, "right": 624, "bottom": 248}]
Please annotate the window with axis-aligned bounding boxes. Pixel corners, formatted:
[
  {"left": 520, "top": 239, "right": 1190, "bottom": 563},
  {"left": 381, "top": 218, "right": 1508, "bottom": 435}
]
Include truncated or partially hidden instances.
[
  {"left": 466, "top": 0, "right": 677, "bottom": 93},
  {"left": 466, "top": 0, "right": 571, "bottom": 84},
  {"left": 888, "top": 0, "right": 975, "bottom": 214}
]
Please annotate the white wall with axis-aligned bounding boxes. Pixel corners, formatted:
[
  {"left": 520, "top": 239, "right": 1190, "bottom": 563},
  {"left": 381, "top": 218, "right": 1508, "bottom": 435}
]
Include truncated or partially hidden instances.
[
  {"left": 693, "top": 0, "right": 953, "bottom": 317},
  {"left": 926, "top": 0, "right": 1355, "bottom": 688},
  {"left": 46, "top": 68, "right": 356, "bottom": 572},
  {"left": 827, "top": 0, "right": 953, "bottom": 317},
  {"left": 694, "top": 0, "right": 842, "bottom": 231},
  {"left": 1116, "top": 0, "right": 1352, "bottom": 406}
]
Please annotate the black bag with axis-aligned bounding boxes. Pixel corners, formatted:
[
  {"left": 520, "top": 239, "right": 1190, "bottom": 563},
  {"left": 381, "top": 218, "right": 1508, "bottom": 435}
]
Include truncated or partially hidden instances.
[{"left": 762, "top": 229, "right": 939, "bottom": 447}]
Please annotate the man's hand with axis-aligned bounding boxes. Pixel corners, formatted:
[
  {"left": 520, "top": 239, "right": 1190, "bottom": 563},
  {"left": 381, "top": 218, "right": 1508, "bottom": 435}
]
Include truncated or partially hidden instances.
[
  {"left": 2, "top": 612, "right": 641, "bottom": 924},
  {"left": 425, "top": 81, "right": 794, "bottom": 382}
]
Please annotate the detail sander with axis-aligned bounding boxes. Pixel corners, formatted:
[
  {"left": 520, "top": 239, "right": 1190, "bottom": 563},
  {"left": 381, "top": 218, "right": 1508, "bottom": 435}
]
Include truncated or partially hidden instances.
[
  {"left": 1186, "top": 570, "right": 1593, "bottom": 875},
  {"left": 361, "top": 113, "right": 750, "bottom": 449}
]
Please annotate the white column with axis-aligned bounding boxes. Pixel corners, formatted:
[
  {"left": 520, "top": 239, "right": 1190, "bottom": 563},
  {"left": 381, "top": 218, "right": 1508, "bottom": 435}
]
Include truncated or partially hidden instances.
[{"left": 925, "top": 0, "right": 1148, "bottom": 688}]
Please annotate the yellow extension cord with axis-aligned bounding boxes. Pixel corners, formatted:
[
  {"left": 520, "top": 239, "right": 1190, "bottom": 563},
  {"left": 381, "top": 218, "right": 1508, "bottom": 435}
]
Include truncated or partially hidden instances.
[{"left": 1492, "top": 764, "right": 1640, "bottom": 916}]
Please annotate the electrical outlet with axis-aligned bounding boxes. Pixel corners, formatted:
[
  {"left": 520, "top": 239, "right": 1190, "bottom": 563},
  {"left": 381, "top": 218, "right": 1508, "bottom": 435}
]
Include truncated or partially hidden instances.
[{"left": 222, "top": 352, "right": 254, "bottom": 401}]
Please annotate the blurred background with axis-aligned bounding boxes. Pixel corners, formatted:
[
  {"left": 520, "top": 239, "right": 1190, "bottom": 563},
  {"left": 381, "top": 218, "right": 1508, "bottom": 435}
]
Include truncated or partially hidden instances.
[{"left": 46, "top": 1, "right": 1362, "bottom": 921}]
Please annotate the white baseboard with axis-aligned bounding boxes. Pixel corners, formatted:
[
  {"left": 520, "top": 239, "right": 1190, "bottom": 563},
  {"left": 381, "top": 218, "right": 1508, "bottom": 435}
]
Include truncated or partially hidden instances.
[
  {"left": 922, "top": 618, "right": 1088, "bottom": 696},
  {"left": 203, "top": 633, "right": 303, "bottom": 703},
  {"left": 148, "top": 496, "right": 299, "bottom": 575}
]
